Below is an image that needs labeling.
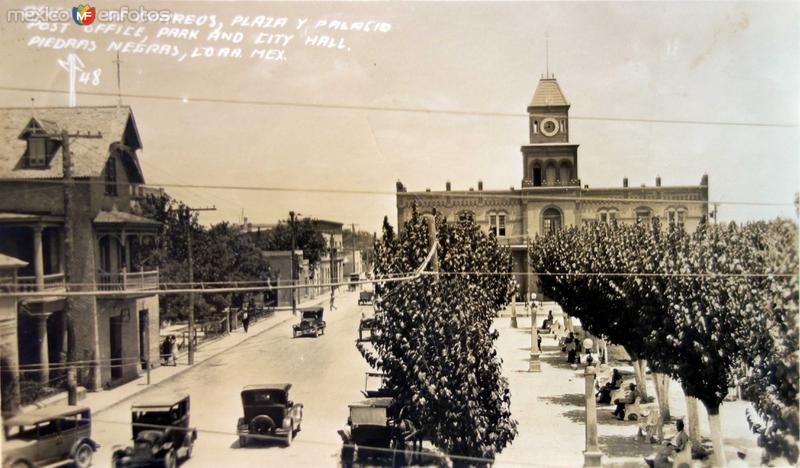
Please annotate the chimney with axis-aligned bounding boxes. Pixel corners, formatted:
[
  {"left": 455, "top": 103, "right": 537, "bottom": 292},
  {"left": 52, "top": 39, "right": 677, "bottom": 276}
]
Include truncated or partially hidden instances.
[
  {"left": 623, "top": 177, "right": 628, "bottom": 188},
  {"left": 425, "top": 188, "right": 431, "bottom": 192},
  {"left": 446, "top": 181, "right": 451, "bottom": 191},
  {"left": 584, "top": 185, "right": 589, "bottom": 189},
  {"left": 701, "top": 174, "right": 708, "bottom": 186},
  {"left": 478, "top": 180, "right": 483, "bottom": 191},
  {"left": 469, "top": 187, "right": 474, "bottom": 191},
  {"left": 656, "top": 176, "right": 661, "bottom": 187},
  {"left": 396, "top": 180, "right": 404, "bottom": 192}
]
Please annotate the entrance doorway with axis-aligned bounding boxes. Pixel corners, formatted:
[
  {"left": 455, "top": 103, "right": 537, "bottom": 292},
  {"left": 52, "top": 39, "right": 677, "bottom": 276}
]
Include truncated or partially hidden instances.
[
  {"left": 138, "top": 310, "right": 149, "bottom": 369},
  {"left": 109, "top": 316, "right": 123, "bottom": 380}
]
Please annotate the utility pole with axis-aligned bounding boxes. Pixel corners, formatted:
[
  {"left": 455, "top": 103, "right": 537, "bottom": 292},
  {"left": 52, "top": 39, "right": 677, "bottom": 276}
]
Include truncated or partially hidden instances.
[
  {"left": 59, "top": 129, "right": 101, "bottom": 399},
  {"left": 426, "top": 216, "right": 439, "bottom": 282},
  {"left": 350, "top": 223, "right": 358, "bottom": 282},
  {"left": 290, "top": 211, "right": 299, "bottom": 316},
  {"left": 329, "top": 234, "right": 336, "bottom": 294},
  {"left": 186, "top": 205, "right": 216, "bottom": 365}
]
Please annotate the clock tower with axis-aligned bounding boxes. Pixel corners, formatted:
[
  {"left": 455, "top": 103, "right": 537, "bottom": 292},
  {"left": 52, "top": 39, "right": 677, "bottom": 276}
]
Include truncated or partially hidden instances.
[{"left": 521, "top": 75, "right": 579, "bottom": 188}]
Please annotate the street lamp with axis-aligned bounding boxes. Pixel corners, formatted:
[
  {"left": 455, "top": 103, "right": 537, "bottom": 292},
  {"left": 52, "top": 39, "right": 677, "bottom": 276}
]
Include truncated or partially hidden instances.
[
  {"left": 528, "top": 292, "right": 541, "bottom": 373},
  {"left": 583, "top": 337, "right": 602, "bottom": 467}
]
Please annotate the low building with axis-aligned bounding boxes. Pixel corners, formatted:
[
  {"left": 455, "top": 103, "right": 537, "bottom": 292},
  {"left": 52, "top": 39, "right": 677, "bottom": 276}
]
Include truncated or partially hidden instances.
[
  {"left": 261, "top": 250, "right": 311, "bottom": 307},
  {"left": 396, "top": 75, "right": 709, "bottom": 299},
  {"left": 312, "top": 219, "right": 345, "bottom": 293},
  {"left": 0, "top": 106, "right": 162, "bottom": 392}
]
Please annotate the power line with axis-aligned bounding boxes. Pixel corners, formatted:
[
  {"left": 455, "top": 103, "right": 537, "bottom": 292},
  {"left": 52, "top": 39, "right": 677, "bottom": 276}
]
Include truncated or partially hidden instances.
[
  {"left": 0, "top": 85, "right": 796, "bottom": 129},
  {"left": 0, "top": 178, "right": 793, "bottom": 207}
]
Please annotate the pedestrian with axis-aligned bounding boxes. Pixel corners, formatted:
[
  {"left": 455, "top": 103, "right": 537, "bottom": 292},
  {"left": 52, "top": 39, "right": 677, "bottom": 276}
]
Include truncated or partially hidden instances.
[
  {"left": 242, "top": 309, "right": 250, "bottom": 333},
  {"left": 169, "top": 335, "right": 178, "bottom": 366},
  {"left": 330, "top": 290, "right": 337, "bottom": 311}
]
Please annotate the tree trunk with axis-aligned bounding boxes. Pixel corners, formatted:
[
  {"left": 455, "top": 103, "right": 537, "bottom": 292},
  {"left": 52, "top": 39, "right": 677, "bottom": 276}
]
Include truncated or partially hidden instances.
[
  {"left": 659, "top": 375, "right": 670, "bottom": 420},
  {"left": 707, "top": 405, "right": 726, "bottom": 467},
  {"left": 651, "top": 373, "right": 665, "bottom": 440},
  {"left": 630, "top": 356, "right": 649, "bottom": 401},
  {"left": 685, "top": 395, "right": 702, "bottom": 447}
]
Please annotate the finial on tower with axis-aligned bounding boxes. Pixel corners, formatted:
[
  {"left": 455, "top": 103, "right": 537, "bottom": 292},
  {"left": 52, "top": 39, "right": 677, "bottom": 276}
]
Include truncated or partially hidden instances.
[{"left": 545, "top": 32, "right": 550, "bottom": 79}]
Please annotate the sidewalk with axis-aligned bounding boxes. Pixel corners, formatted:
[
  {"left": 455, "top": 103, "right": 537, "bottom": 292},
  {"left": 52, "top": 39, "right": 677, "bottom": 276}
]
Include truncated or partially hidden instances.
[
  {"left": 493, "top": 314, "right": 763, "bottom": 468},
  {"left": 44, "top": 294, "right": 331, "bottom": 416}
]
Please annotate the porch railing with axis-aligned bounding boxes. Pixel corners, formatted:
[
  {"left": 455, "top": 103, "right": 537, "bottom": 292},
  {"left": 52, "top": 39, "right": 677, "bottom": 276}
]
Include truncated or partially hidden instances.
[
  {"left": 97, "top": 269, "right": 159, "bottom": 292},
  {"left": 16, "top": 273, "right": 67, "bottom": 292}
]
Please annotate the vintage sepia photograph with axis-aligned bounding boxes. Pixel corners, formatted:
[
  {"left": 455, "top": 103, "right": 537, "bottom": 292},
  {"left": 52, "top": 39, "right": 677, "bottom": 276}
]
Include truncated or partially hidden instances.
[{"left": 0, "top": 1, "right": 797, "bottom": 467}]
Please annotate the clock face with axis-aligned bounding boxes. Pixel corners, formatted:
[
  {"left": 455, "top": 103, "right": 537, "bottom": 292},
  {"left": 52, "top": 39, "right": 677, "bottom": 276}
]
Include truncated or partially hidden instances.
[{"left": 541, "top": 118, "right": 559, "bottom": 137}]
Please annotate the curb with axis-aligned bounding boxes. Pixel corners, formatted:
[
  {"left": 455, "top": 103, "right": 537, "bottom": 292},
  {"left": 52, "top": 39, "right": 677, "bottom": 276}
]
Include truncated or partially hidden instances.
[
  {"left": 94, "top": 311, "right": 297, "bottom": 414},
  {"left": 93, "top": 295, "right": 330, "bottom": 414}
]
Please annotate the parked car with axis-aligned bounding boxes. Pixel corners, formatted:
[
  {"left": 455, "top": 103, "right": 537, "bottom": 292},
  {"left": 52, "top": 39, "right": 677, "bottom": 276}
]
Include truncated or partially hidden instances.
[
  {"left": 361, "top": 372, "right": 393, "bottom": 399},
  {"left": 111, "top": 394, "right": 197, "bottom": 468},
  {"left": 337, "top": 397, "right": 412, "bottom": 466},
  {"left": 358, "top": 311, "right": 383, "bottom": 342},
  {"left": 292, "top": 307, "right": 326, "bottom": 338},
  {"left": 357, "top": 291, "right": 374, "bottom": 305},
  {"left": 237, "top": 384, "right": 303, "bottom": 447},
  {"left": 2, "top": 405, "right": 99, "bottom": 468}
]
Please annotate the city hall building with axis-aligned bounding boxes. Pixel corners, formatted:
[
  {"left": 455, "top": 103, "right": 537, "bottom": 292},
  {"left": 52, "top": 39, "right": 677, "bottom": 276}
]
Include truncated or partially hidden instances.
[{"left": 395, "top": 75, "right": 709, "bottom": 299}]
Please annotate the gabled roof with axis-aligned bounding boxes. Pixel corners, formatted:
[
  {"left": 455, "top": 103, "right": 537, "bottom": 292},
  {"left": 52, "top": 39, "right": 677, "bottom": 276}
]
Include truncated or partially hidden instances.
[
  {"left": 0, "top": 106, "right": 143, "bottom": 180},
  {"left": 530, "top": 78, "right": 569, "bottom": 107},
  {"left": 93, "top": 209, "right": 161, "bottom": 226}
]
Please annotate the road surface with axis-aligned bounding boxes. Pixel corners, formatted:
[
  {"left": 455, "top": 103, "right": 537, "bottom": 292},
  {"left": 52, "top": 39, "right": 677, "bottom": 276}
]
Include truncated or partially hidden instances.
[{"left": 93, "top": 291, "right": 373, "bottom": 467}]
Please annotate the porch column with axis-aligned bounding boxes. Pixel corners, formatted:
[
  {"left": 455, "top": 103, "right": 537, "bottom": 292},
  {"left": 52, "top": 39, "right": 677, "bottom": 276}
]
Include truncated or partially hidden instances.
[
  {"left": 32, "top": 225, "right": 44, "bottom": 291},
  {"left": 36, "top": 315, "right": 49, "bottom": 385}
]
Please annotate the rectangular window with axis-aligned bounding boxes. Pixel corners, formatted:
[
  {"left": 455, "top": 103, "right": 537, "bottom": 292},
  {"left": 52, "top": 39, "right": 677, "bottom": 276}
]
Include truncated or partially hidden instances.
[
  {"left": 600, "top": 213, "right": 608, "bottom": 224},
  {"left": 498, "top": 215, "right": 506, "bottom": 237},
  {"left": 668, "top": 211, "right": 676, "bottom": 226},
  {"left": 105, "top": 157, "right": 117, "bottom": 196},
  {"left": 489, "top": 215, "right": 497, "bottom": 235},
  {"left": 677, "top": 211, "right": 685, "bottom": 228},
  {"left": 609, "top": 212, "right": 617, "bottom": 222}
]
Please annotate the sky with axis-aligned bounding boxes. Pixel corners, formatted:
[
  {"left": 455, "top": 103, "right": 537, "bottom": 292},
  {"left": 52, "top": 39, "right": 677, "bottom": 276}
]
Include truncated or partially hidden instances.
[{"left": 1, "top": 1, "right": 798, "bottom": 232}]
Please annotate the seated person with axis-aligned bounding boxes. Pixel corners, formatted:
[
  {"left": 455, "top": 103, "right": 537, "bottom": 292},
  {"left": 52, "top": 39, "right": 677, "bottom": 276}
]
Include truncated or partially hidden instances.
[
  {"left": 645, "top": 419, "right": 690, "bottom": 468},
  {"left": 596, "top": 369, "right": 622, "bottom": 404},
  {"left": 565, "top": 333, "right": 578, "bottom": 363},
  {"left": 539, "top": 310, "right": 555, "bottom": 332},
  {"left": 612, "top": 383, "right": 638, "bottom": 420}
]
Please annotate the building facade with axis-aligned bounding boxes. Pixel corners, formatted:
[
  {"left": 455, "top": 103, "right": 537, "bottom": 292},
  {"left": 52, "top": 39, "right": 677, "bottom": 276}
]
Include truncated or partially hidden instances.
[
  {"left": 396, "top": 76, "right": 709, "bottom": 299},
  {"left": 0, "top": 106, "right": 162, "bottom": 395}
]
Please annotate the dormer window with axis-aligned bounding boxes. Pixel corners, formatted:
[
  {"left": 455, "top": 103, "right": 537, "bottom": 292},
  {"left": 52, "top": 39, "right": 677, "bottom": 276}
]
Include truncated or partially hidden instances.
[
  {"left": 19, "top": 118, "right": 59, "bottom": 169},
  {"left": 27, "top": 137, "right": 48, "bottom": 167}
]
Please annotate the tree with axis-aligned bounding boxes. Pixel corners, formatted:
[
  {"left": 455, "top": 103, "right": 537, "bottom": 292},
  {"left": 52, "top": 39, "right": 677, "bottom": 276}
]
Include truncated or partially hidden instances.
[
  {"left": 360, "top": 209, "right": 517, "bottom": 466},
  {"left": 258, "top": 217, "right": 326, "bottom": 271},
  {"left": 742, "top": 220, "right": 799, "bottom": 464}
]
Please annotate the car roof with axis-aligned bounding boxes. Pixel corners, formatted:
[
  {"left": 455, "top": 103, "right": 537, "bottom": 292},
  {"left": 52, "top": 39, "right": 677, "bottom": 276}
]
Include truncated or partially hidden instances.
[
  {"left": 131, "top": 393, "right": 190, "bottom": 409},
  {"left": 4, "top": 405, "right": 90, "bottom": 426},
  {"left": 300, "top": 307, "right": 323, "bottom": 313},
  {"left": 349, "top": 397, "right": 394, "bottom": 408},
  {"left": 242, "top": 383, "right": 292, "bottom": 393}
]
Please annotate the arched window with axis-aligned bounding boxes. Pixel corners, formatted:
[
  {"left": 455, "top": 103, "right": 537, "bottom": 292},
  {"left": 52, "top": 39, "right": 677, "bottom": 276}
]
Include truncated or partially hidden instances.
[
  {"left": 597, "top": 208, "right": 619, "bottom": 224},
  {"left": 545, "top": 163, "right": 557, "bottom": 186},
  {"left": 635, "top": 207, "right": 652, "bottom": 224},
  {"left": 532, "top": 162, "right": 542, "bottom": 187},
  {"left": 533, "top": 121, "right": 539, "bottom": 134},
  {"left": 559, "top": 161, "right": 572, "bottom": 185},
  {"left": 542, "top": 208, "right": 562, "bottom": 235}
]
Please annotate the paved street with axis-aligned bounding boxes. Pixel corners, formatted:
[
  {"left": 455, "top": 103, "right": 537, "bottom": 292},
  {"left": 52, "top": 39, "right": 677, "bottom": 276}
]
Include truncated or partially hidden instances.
[{"left": 92, "top": 291, "right": 370, "bottom": 467}]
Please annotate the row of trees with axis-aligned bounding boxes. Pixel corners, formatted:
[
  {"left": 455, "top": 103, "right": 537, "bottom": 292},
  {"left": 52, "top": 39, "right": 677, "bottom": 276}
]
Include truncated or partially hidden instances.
[
  {"left": 359, "top": 209, "right": 517, "bottom": 466},
  {"left": 138, "top": 193, "right": 273, "bottom": 322},
  {"left": 529, "top": 218, "right": 798, "bottom": 465}
]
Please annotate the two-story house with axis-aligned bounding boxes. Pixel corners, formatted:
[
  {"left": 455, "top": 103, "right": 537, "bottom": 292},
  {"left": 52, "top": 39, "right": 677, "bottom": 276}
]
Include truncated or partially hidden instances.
[{"left": 0, "top": 106, "right": 161, "bottom": 395}]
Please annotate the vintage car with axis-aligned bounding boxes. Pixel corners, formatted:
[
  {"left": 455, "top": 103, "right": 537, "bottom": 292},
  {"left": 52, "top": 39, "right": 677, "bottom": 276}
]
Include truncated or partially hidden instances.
[
  {"left": 361, "top": 372, "right": 394, "bottom": 399},
  {"left": 292, "top": 307, "right": 326, "bottom": 338},
  {"left": 237, "top": 384, "right": 303, "bottom": 447},
  {"left": 357, "top": 291, "right": 374, "bottom": 305},
  {"left": 358, "top": 312, "right": 383, "bottom": 342},
  {"left": 338, "top": 397, "right": 414, "bottom": 465},
  {"left": 3, "top": 406, "right": 99, "bottom": 468},
  {"left": 111, "top": 394, "right": 197, "bottom": 468}
]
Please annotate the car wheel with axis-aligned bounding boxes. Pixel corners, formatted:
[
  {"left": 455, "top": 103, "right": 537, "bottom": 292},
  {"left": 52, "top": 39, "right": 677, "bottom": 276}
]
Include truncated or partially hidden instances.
[
  {"left": 73, "top": 442, "right": 94, "bottom": 468},
  {"left": 183, "top": 434, "right": 194, "bottom": 459},
  {"left": 162, "top": 448, "right": 176, "bottom": 468}
]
